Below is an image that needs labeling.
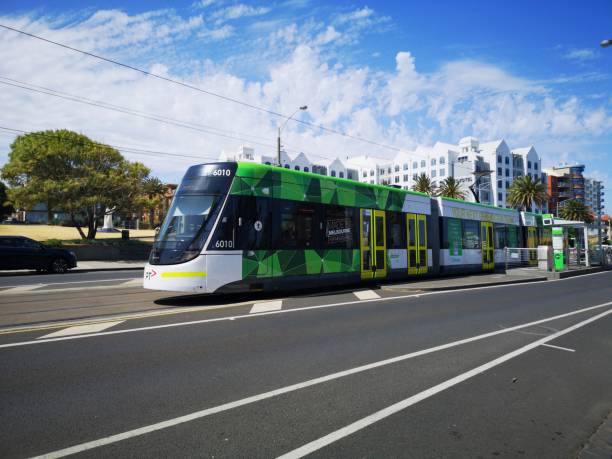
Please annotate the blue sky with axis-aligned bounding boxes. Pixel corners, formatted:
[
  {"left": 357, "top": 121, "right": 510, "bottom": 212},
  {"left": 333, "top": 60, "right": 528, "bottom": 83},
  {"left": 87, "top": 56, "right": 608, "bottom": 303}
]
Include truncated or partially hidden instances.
[{"left": 0, "top": 0, "right": 610, "bottom": 209}]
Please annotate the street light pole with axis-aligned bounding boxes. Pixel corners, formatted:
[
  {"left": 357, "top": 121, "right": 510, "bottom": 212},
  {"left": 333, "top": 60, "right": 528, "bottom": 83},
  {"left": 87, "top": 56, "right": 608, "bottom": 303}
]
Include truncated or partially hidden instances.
[{"left": 277, "top": 105, "right": 307, "bottom": 166}]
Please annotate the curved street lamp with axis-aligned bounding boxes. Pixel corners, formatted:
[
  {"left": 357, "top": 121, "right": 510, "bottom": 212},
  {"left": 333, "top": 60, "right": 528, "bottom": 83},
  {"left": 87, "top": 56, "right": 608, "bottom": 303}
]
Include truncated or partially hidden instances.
[
  {"left": 601, "top": 39, "right": 612, "bottom": 48},
  {"left": 277, "top": 105, "right": 308, "bottom": 166}
]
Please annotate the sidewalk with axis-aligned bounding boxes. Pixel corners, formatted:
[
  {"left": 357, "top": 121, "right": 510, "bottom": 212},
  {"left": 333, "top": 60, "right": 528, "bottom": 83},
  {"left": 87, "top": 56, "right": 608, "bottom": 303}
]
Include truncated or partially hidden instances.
[{"left": 75, "top": 260, "right": 145, "bottom": 271}]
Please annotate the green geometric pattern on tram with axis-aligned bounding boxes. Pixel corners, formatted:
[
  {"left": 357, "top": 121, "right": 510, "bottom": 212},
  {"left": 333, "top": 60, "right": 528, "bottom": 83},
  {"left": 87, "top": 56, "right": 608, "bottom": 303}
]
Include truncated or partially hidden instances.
[
  {"left": 233, "top": 162, "right": 420, "bottom": 211},
  {"left": 242, "top": 249, "right": 360, "bottom": 279}
]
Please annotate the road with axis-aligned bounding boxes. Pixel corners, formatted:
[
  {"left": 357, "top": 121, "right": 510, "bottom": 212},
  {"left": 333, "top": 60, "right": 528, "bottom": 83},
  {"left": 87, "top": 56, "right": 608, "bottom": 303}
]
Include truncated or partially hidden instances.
[{"left": 0, "top": 270, "right": 611, "bottom": 458}]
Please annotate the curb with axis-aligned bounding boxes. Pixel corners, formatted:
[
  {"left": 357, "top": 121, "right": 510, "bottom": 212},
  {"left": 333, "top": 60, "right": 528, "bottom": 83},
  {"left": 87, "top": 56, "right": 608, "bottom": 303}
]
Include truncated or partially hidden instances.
[{"left": 382, "top": 276, "right": 548, "bottom": 292}]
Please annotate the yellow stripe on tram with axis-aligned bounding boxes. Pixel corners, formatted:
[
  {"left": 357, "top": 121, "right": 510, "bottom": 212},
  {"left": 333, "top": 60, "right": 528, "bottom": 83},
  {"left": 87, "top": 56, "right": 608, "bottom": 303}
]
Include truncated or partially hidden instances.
[{"left": 160, "top": 272, "right": 207, "bottom": 278}]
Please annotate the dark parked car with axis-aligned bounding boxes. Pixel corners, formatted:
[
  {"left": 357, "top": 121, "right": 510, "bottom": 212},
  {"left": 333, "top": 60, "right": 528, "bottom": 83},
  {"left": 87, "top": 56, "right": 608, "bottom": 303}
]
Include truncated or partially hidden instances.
[{"left": 0, "top": 236, "right": 77, "bottom": 273}]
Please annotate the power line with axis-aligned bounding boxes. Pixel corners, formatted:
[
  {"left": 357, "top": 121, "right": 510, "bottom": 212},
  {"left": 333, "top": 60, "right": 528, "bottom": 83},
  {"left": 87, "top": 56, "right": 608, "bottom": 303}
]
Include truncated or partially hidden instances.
[
  {"left": 0, "top": 126, "right": 217, "bottom": 162},
  {"left": 0, "top": 75, "right": 346, "bottom": 162},
  {"left": 0, "top": 22, "right": 402, "bottom": 153}
]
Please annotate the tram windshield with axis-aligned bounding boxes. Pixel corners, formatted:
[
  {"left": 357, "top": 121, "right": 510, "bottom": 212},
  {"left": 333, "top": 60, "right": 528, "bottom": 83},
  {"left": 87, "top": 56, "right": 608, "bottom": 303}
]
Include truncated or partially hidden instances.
[{"left": 149, "top": 162, "right": 236, "bottom": 265}]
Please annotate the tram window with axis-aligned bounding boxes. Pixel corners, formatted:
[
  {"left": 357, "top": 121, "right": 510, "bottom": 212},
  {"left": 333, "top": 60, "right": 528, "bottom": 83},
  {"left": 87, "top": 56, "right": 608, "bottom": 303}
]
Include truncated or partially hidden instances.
[
  {"left": 296, "top": 203, "right": 318, "bottom": 248},
  {"left": 462, "top": 220, "right": 480, "bottom": 249},
  {"left": 208, "top": 196, "right": 236, "bottom": 250},
  {"left": 324, "top": 206, "right": 355, "bottom": 249},
  {"left": 494, "top": 224, "right": 507, "bottom": 248},
  {"left": 387, "top": 212, "right": 405, "bottom": 249},
  {"left": 275, "top": 201, "right": 298, "bottom": 249}
]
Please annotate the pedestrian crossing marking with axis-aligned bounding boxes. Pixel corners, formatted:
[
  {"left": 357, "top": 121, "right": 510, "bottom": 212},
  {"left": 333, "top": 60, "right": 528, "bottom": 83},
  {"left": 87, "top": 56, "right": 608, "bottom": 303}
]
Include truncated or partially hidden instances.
[
  {"left": 249, "top": 300, "right": 283, "bottom": 314},
  {"left": 353, "top": 290, "right": 380, "bottom": 300}
]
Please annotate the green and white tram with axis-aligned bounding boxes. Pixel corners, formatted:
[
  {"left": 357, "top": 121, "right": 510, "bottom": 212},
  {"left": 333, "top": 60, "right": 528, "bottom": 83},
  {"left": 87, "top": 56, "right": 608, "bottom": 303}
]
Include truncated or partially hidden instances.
[{"left": 143, "top": 162, "right": 527, "bottom": 293}]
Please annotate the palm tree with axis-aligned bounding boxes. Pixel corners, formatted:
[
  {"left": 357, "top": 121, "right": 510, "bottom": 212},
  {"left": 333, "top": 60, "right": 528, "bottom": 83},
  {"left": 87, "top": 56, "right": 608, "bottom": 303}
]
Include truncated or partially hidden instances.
[
  {"left": 412, "top": 173, "right": 436, "bottom": 195},
  {"left": 507, "top": 175, "right": 548, "bottom": 211},
  {"left": 437, "top": 177, "right": 466, "bottom": 199},
  {"left": 559, "top": 199, "right": 595, "bottom": 223}
]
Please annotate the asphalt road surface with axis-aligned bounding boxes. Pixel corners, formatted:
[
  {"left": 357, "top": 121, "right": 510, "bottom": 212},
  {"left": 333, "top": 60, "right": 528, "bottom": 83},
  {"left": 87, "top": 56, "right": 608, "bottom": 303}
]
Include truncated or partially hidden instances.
[{"left": 1, "top": 271, "right": 611, "bottom": 458}]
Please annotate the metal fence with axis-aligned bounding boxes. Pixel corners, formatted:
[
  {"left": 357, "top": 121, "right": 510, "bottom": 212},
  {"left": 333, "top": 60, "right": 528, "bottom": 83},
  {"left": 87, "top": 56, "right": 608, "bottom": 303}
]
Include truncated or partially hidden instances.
[{"left": 504, "top": 245, "right": 611, "bottom": 271}]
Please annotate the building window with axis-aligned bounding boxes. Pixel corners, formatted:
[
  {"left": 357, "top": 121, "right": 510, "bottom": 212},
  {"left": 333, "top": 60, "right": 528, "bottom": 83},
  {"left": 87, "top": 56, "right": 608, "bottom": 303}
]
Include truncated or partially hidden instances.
[
  {"left": 304, "top": 167, "right": 309, "bottom": 173},
  {"left": 440, "top": 157, "right": 445, "bottom": 165},
  {"left": 403, "top": 174, "right": 409, "bottom": 181},
  {"left": 388, "top": 167, "right": 392, "bottom": 174},
  {"left": 403, "top": 163, "right": 408, "bottom": 170},
  {"left": 440, "top": 168, "right": 445, "bottom": 176},
  {"left": 432, "top": 170, "right": 437, "bottom": 178},
  {"left": 380, "top": 169, "right": 385, "bottom": 175},
  {"left": 413, "top": 173, "right": 418, "bottom": 180},
  {"left": 498, "top": 180, "right": 502, "bottom": 189},
  {"left": 347, "top": 171, "right": 352, "bottom": 179},
  {"left": 431, "top": 158, "right": 436, "bottom": 166},
  {"left": 331, "top": 170, "right": 336, "bottom": 177},
  {"left": 506, "top": 181, "right": 510, "bottom": 189},
  {"left": 497, "top": 167, "right": 502, "bottom": 175},
  {"left": 339, "top": 171, "right": 344, "bottom": 178},
  {"left": 527, "top": 161, "right": 532, "bottom": 169},
  {"left": 265, "top": 161, "right": 271, "bottom": 165},
  {"left": 505, "top": 157, "right": 509, "bottom": 165},
  {"left": 534, "top": 163, "right": 538, "bottom": 170},
  {"left": 421, "top": 160, "right": 426, "bottom": 168},
  {"left": 395, "top": 165, "right": 400, "bottom": 172},
  {"left": 498, "top": 155, "right": 502, "bottom": 163},
  {"left": 413, "top": 161, "right": 418, "bottom": 169},
  {"left": 294, "top": 165, "right": 300, "bottom": 171},
  {"left": 284, "top": 164, "right": 290, "bottom": 169},
  {"left": 394, "top": 176, "right": 399, "bottom": 183},
  {"left": 498, "top": 192, "right": 503, "bottom": 201},
  {"left": 505, "top": 169, "right": 510, "bottom": 177},
  {"left": 370, "top": 170, "right": 374, "bottom": 177},
  {"left": 370, "top": 180, "right": 374, "bottom": 184},
  {"left": 362, "top": 170, "right": 367, "bottom": 177}
]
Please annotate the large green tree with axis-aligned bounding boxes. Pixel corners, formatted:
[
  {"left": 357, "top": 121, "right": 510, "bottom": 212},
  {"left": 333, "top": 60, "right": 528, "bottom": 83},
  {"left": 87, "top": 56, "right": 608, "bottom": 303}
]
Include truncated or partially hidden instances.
[
  {"left": 559, "top": 199, "right": 595, "bottom": 223},
  {"left": 412, "top": 173, "right": 436, "bottom": 195},
  {"left": 141, "top": 176, "right": 166, "bottom": 228},
  {"left": 436, "top": 177, "right": 466, "bottom": 199},
  {"left": 507, "top": 175, "right": 548, "bottom": 211},
  {"left": 0, "top": 181, "right": 14, "bottom": 219},
  {"left": 1, "top": 129, "right": 153, "bottom": 239}
]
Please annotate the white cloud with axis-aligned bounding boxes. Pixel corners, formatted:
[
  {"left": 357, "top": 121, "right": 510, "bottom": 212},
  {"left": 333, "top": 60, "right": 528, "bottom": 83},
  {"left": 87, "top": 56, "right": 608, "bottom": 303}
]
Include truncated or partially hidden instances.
[
  {"left": 564, "top": 48, "right": 598, "bottom": 61},
  {"left": 212, "top": 4, "right": 270, "bottom": 21},
  {"left": 337, "top": 7, "right": 374, "bottom": 23},
  {"left": 0, "top": 8, "right": 609, "bottom": 186}
]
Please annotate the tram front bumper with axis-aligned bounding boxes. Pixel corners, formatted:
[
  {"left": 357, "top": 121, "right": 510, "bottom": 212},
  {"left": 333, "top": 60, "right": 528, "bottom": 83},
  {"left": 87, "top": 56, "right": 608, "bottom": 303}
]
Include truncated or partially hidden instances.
[{"left": 143, "top": 256, "right": 207, "bottom": 293}]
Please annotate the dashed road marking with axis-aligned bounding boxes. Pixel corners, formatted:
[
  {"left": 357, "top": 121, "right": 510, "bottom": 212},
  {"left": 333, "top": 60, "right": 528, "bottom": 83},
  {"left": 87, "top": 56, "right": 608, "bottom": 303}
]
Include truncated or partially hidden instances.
[
  {"left": 353, "top": 290, "right": 380, "bottom": 300},
  {"left": 250, "top": 300, "right": 283, "bottom": 314},
  {"left": 37, "top": 321, "right": 125, "bottom": 339},
  {"left": 541, "top": 343, "right": 575, "bottom": 352}
]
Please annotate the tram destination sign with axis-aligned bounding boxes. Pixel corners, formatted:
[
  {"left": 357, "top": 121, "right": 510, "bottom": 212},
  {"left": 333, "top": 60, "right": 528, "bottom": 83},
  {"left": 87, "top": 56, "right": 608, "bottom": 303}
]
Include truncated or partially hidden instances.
[{"left": 438, "top": 198, "right": 520, "bottom": 226}]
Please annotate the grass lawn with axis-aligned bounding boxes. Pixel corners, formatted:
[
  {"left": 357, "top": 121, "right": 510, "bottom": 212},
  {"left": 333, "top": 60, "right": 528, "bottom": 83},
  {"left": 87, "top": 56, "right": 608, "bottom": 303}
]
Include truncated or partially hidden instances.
[{"left": 0, "top": 224, "right": 156, "bottom": 241}]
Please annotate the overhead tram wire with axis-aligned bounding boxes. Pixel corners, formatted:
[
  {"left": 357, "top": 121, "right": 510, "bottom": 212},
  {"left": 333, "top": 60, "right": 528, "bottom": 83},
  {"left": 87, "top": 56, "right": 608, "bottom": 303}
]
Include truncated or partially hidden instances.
[
  {"left": 0, "top": 23, "right": 401, "bottom": 153},
  {"left": 0, "top": 76, "right": 345, "bottom": 163},
  {"left": 0, "top": 126, "right": 218, "bottom": 162}
]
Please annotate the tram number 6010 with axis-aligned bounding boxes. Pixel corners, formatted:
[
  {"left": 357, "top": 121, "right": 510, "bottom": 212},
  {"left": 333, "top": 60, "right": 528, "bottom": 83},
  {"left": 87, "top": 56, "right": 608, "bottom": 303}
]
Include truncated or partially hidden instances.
[
  {"left": 214, "top": 240, "right": 234, "bottom": 249},
  {"left": 208, "top": 169, "right": 232, "bottom": 177}
]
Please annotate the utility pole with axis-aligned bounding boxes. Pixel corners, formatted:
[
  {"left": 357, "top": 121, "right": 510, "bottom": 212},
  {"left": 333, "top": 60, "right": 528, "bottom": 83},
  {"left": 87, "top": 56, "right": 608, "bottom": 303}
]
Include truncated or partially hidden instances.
[{"left": 277, "top": 105, "right": 307, "bottom": 166}]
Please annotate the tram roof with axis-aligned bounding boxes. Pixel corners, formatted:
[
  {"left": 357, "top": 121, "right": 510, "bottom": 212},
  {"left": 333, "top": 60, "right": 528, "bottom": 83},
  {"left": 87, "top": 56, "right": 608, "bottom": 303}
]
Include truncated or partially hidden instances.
[{"left": 234, "top": 161, "right": 429, "bottom": 197}]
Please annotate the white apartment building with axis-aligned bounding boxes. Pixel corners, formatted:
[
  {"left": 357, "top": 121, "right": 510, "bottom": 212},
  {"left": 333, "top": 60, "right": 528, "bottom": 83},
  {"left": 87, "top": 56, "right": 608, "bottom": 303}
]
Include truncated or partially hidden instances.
[{"left": 220, "top": 137, "right": 547, "bottom": 212}]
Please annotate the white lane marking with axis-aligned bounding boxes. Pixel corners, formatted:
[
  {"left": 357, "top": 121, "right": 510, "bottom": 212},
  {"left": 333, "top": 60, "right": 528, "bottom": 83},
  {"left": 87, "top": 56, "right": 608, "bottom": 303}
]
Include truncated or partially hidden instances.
[
  {"left": 250, "top": 301, "right": 283, "bottom": 314},
  {"left": 353, "top": 290, "right": 380, "bottom": 300},
  {"left": 541, "top": 343, "right": 575, "bottom": 353},
  {"left": 28, "top": 306, "right": 612, "bottom": 459},
  {"left": 278, "top": 307, "right": 612, "bottom": 459},
  {"left": 37, "top": 321, "right": 125, "bottom": 339},
  {"left": 0, "top": 284, "right": 44, "bottom": 294},
  {"left": 1, "top": 285, "right": 611, "bottom": 350},
  {"left": 0, "top": 277, "right": 140, "bottom": 290},
  {"left": 121, "top": 279, "right": 143, "bottom": 287}
]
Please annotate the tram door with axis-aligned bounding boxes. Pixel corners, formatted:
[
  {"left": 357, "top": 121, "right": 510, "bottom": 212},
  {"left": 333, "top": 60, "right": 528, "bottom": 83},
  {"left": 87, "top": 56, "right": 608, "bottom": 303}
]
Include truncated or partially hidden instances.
[
  {"left": 407, "top": 214, "right": 428, "bottom": 275},
  {"left": 360, "top": 209, "right": 387, "bottom": 279},
  {"left": 481, "top": 221, "right": 494, "bottom": 270},
  {"left": 527, "top": 227, "right": 537, "bottom": 266}
]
